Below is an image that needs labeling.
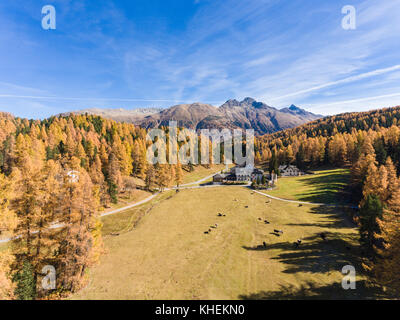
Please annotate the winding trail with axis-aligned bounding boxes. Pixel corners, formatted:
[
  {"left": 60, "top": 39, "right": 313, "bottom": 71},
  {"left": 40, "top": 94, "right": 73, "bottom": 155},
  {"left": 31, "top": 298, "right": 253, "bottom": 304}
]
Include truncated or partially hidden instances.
[
  {"left": 250, "top": 189, "right": 358, "bottom": 209},
  {"left": 100, "top": 193, "right": 159, "bottom": 217}
]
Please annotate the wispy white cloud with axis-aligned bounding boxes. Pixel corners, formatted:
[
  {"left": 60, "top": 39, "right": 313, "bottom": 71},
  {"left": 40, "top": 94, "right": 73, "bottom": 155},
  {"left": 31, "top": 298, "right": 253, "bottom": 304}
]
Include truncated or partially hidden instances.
[
  {"left": 313, "top": 92, "right": 400, "bottom": 108},
  {"left": 0, "top": 94, "right": 222, "bottom": 104},
  {"left": 270, "top": 65, "right": 400, "bottom": 101}
]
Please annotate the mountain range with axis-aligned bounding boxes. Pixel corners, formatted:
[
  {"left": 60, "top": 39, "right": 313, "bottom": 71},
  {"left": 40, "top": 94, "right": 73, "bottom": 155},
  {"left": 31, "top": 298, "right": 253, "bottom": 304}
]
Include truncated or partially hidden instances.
[{"left": 73, "top": 98, "right": 323, "bottom": 135}]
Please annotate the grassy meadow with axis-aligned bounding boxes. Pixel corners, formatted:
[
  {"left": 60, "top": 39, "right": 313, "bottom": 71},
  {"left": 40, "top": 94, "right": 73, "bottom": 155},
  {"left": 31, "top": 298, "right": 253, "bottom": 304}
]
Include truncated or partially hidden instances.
[
  {"left": 73, "top": 184, "right": 383, "bottom": 300},
  {"left": 263, "top": 168, "right": 352, "bottom": 205},
  {"left": 180, "top": 164, "right": 226, "bottom": 184}
]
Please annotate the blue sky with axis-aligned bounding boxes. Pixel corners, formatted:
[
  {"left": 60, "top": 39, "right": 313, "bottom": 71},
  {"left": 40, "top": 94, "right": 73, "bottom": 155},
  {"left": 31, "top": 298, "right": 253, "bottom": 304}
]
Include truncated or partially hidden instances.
[{"left": 0, "top": 0, "right": 400, "bottom": 119}]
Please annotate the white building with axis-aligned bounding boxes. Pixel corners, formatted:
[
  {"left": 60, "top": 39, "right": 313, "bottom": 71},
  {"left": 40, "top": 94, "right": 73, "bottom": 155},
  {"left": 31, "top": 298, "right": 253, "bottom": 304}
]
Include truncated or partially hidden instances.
[{"left": 278, "top": 165, "right": 303, "bottom": 176}]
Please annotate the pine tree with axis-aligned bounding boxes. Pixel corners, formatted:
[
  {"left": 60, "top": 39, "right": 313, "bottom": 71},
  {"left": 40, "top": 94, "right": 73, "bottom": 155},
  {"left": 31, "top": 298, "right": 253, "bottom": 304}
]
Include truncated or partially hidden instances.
[
  {"left": 175, "top": 162, "right": 183, "bottom": 188},
  {"left": 359, "top": 194, "right": 383, "bottom": 255},
  {"left": 362, "top": 163, "right": 380, "bottom": 201},
  {"left": 12, "top": 153, "right": 43, "bottom": 266},
  {"left": 385, "top": 157, "right": 399, "bottom": 201},
  {"left": 0, "top": 173, "right": 18, "bottom": 299},
  {"left": 156, "top": 164, "right": 172, "bottom": 192},
  {"left": 57, "top": 158, "right": 102, "bottom": 292},
  {"left": 269, "top": 150, "right": 279, "bottom": 174},
  {"left": 107, "top": 152, "right": 122, "bottom": 203},
  {"left": 286, "top": 145, "right": 294, "bottom": 164},
  {"left": 13, "top": 260, "right": 36, "bottom": 300},
  {"left": 372, "top": 188, "right": 400, "bottom": 293},
  {"left": 295, "top": 144, "right": 306, "bottom": 170},
  {"left": 145, "top": 165, "right": 155, "bottom": 191}
]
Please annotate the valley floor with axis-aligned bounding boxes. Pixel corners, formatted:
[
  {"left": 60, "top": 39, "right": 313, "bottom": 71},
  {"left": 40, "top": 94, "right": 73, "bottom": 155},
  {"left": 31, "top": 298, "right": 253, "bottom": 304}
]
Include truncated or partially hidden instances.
[{"left": 73, "top": 185, "right": 384, "bottom": 300}]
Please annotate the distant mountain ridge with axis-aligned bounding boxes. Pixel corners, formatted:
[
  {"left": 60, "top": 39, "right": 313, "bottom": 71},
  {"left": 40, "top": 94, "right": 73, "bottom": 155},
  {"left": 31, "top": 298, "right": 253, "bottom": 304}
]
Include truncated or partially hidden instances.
[
  {"left": 70, "top": 98, "right": 323, "bottom": 135},
  {"left": 68, "top": 107, "right": 163, "bottom": 123}
]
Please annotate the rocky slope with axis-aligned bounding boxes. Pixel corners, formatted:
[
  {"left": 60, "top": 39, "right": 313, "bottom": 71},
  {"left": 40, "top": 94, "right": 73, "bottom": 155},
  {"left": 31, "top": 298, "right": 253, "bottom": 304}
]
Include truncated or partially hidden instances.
[{"left": 70, "top": 98, "right": 322, "bottom": 135}]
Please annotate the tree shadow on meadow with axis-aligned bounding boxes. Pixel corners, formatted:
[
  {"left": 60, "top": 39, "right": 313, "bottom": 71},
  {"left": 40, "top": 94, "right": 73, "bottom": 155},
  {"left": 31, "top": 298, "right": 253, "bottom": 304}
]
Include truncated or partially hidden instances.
[
  {"left": 287, "top": 205, "right": 357, "bottom": 229},
  {"left": 239, "top": 280, "right": 388, "bottom": 300},
  {"left": 243, "top": 232, "right": 362, "bottom": 274},
  {"left": 240, "top": 231, "right": 392, "bottom": 299},
  {"left": 294, "top": 171, "right": 352, "bottom": 204}
]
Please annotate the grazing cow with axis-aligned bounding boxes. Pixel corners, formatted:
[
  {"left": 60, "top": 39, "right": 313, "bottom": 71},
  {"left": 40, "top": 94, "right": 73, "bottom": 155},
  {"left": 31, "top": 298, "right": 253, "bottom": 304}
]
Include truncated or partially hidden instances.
[
  {"left": 208, "top": 229, "right": 211, "bottom": 232},
  {"left": 218, "top": 213, "right": 222, "bottom": 217},
  {"left": 298, "top": 204, "right": 303, "bottom": 207},
  {"left": 258, "top": 218, "right": 262, "bottom": 221},
  {"left": 204, "top": 231, "right": 209, "bottom": 234},
  {"left": 223, "top": 214, "right": 226, "bottom": 217},
  {"left": 274, "top": 229, "right": 283, "bottom": 234},
  {"left": 245, "top": 206, "right": 249, "bottom": 208},
  {"left": 264, "top": 220, "right": 270, "bottom": 224},
  {"left": 294, "top": 239, "right": 302, "bottom": 248}
]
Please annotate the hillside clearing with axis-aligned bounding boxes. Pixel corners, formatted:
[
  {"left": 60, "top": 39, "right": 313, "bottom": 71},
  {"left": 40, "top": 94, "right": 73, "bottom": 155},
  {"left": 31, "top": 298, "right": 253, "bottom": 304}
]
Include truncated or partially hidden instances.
[{"left": 263, "top": 168, "right": 351, "bottom": 205}]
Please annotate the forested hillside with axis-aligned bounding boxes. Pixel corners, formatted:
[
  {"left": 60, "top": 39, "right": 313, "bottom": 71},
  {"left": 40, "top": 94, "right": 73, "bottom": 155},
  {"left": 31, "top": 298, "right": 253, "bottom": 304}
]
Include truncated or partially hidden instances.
[
  {"left": 255, "top": 106, "right": 400, "bottom": 294},
  {"left": 0, "top": 112, "right": 186, "bottom": 299}
]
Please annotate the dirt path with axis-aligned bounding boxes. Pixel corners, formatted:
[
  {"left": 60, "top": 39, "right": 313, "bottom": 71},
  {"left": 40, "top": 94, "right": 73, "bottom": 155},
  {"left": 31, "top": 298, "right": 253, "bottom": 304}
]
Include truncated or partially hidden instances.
[{"left": 251, "top": 189, "right": 358, "bottom": 208}]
